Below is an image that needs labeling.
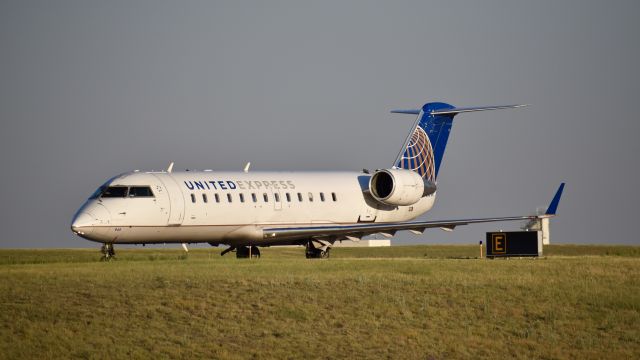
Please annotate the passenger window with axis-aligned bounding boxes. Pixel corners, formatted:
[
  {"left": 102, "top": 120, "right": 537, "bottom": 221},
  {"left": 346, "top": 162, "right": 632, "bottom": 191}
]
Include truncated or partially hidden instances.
[
  {"left": 275, "top": 193, "right": 280, "bottom": 202},
  {"left": 191, "top": 194, "right": 196, "bottom": 203},
  {"left": 308, "top": 192, "right": 314, "bottom": 202},
  {"left": 286, "top": 193, "right": 291, "bottom": 202},
  {"left": 202, "top": 194, "right": 208, "bottom": 203},
  {"left": 101, "top": 186, "right": 128, "bottom": 198},
  {"left": 251, "top": 193, "right": 257, "bottom": 202},
  {"left": 297, "top": 192, "right": 303, "bottom": 202},
  {"left": 240, "top": 193, "right": 245, "bottom": 203},
  {"left": 227, "top": 193, "right": 232, "bottom": 203},
  {"left": 215, "top": 193, "right": 220, "bottom": 203},
  {"left": 332, "top": 192, "right": 337, "bottom": 201},
  {"left": 320, "top": 192, "right": 325, "bottom": 202},
  {"left": 263, "top": 193, "right": 268, "bottom": 202},
  {"left": 129, "top": 186, "right": 154, "bottom": 198}
]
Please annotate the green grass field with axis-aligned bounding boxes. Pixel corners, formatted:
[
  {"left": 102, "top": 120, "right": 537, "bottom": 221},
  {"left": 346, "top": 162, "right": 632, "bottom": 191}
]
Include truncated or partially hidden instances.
[{"left": 1, "top": 245, "right": 639, "bottom": 359}]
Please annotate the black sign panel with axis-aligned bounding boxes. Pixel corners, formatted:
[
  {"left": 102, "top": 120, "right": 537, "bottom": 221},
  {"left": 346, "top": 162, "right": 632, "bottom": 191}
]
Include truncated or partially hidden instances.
[{"left": 486, "top": 231, "right": 541, "bottom": 257}]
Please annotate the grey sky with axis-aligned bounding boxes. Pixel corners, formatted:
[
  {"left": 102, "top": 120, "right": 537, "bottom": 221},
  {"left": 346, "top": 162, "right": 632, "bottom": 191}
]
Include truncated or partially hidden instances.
[{"left": 1, "top": 0, "right": 638, "bottom": 248}]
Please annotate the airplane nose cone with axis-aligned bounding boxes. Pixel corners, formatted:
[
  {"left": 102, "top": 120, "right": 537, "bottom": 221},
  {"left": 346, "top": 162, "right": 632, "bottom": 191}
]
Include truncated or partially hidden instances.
[{"left": 71, "top": 212, "right": 94, "bottom": 236}]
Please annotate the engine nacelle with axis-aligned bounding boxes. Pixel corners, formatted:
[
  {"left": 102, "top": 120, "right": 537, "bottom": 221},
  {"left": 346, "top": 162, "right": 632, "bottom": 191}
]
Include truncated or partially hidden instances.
[{"left": 368, "top": 169, "right": 436, "bottom": 206}]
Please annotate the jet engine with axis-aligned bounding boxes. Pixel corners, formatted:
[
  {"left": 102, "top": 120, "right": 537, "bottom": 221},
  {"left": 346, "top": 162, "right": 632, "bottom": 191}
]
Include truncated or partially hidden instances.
[{"left": 368, "top": 169, "right": 436, "bottom": 206}]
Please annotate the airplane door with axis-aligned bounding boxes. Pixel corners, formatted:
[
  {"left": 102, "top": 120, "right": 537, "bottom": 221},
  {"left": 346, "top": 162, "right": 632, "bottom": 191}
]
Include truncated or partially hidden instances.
[
  {"left": 151, "top": 182, "right": 170, "bottom": 221},
  {"left": 153, "top": 174, "right": 184, "bottom": 225}
]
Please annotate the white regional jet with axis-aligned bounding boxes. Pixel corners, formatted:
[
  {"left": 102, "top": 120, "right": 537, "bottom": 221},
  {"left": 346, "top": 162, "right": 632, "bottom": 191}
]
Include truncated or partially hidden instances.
[{"left": 71, "top": 102, "right": 564, "bottom": 260}]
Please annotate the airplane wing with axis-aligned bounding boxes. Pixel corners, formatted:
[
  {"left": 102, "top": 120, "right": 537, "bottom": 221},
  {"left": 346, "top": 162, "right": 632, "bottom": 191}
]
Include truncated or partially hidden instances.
[{"left": 262, "top": 183, "right": 565, "bottom": 243}]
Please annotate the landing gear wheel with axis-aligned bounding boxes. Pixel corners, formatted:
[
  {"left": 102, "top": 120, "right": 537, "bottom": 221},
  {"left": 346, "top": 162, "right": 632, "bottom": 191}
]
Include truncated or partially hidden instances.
[
  {"left": 236, "top": 246, "right": 249, "bottom": 258},
  {"left": 100, "top": 243, "right": 115, "bottom": 261},
  {"left": 305, "top": 241, "right": 331, "bottom": 259},
  {"left": 250, "top": 246, "right": 261, "bottom": 258},
  {"left": 236, "top": 246, "right": 261, "bottom": 259}
]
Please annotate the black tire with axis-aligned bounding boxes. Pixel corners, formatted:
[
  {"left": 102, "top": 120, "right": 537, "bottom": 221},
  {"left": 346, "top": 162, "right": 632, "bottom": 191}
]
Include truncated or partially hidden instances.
[
  {"left": 251, "top": 246, "right": 261, "bottom": 258},
  {"left": 236, "top": 246, "right": 249, "bottom": 258}
]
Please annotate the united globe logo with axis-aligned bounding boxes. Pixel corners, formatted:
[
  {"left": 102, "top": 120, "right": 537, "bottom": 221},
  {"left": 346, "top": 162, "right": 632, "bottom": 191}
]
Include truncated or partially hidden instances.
[{"left": 397, "top": 126, "right": 435, "bottom": 182}]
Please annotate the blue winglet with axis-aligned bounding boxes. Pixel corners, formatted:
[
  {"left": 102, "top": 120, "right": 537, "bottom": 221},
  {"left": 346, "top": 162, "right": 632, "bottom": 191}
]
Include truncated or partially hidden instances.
[{"left": 545, "top": 183, "right": 565, "bottom": 215}]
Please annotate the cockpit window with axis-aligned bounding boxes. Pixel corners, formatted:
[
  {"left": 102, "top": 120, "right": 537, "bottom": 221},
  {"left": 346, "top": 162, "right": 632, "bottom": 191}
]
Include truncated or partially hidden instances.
[
  {"left": 90, "top": 185, "right": 155, "bottom": 199},
  {"left": 128, "top": 186, "right": 154, "bottom": 198},
  {"left": 101, "top": 186, "right": 128, "bottom": 198}
]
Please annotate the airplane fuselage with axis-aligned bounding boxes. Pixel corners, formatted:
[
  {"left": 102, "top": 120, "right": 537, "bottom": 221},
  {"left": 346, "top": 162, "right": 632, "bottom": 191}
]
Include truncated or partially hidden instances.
[{"left": 72, "top": 171, "right": 436, "bottom": 246}]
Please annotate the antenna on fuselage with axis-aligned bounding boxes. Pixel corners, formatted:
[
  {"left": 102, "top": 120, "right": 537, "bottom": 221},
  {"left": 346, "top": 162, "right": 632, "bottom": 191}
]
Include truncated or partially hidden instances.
[
  {"left": 244, "top": 162, "right": 251, "bottom": 173},
  {"left": 167, "top": 162, "right": 174, "bottom": 173}
]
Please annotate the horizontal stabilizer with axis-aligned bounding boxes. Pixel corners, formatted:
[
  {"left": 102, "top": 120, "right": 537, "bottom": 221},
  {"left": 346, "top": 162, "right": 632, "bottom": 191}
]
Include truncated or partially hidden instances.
[
  {"left": 430, "top": 104, "right": 528, "bottom": 116},
  {"left": 391, "top": 104, "right": 527, "bottom": 116}
]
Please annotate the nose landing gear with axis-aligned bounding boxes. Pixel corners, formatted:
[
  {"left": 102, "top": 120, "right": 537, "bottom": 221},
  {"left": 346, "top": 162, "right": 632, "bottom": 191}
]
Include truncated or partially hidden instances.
[{"left": 100, "top": 243, "right": 115, "bottom": 261}]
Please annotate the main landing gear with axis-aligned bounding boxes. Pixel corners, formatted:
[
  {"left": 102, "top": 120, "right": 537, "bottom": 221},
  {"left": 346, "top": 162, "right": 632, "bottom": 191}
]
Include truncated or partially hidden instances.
[
  {"left": 100, "top": 243, "right": 115, "bottom": 261},
  {"left": 221, "top": 246, "right": 261, "bottom": 259},
  {"left": 237, "top": 246, "right": 260, "bottom": 259},
  {"left": 306, "top": 240, "right": 331, "bottom": 259}
]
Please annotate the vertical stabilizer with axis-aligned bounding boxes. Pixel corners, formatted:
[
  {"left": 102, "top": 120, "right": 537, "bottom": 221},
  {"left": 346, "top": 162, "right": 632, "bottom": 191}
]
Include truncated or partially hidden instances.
[
  {"left": 392, "top": 102, "right": 455, "bottom": 182},
  {"left": 392, "top": 102, "right": 527, "bottom": 182}
]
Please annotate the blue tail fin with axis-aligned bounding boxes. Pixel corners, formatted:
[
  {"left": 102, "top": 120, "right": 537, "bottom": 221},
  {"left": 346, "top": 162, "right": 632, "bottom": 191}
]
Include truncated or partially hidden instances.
[{"left": 392, "top": 102, "right": 527, "bottom": 182}]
